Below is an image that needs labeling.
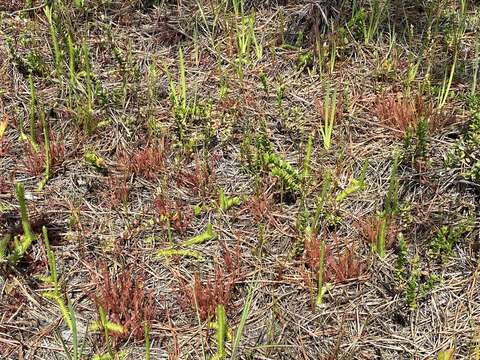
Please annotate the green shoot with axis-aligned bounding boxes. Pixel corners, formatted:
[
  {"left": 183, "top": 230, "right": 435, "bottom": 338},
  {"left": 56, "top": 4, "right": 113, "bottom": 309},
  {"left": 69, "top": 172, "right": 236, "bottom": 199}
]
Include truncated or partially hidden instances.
[
  {"left": 437, "top": 51, "right": 457, "bottom": 110},
  {"left": 0, "top": 234, "right": 11, "bottom": 262},
  {"left": 144, "top": 323, "right": 151, "bottom": 360},
  {"left": 362, "top": 0, "right": 388, "bottom": 44},
  {"left": 37, "top": 110, "right": 51, "bottom": 191},
  {"left": 212, "top": 304, "right": 227, "bottom": 360},
  {"left": 8, "top": 183, "right": 36, "bottom": 264},
  {"left": 41, "top": 226, "right": 83, "bottom": 359},
  {"left": 219, "top": 189, "right": 242, "bottom": 212},
  {"left": 231, "top": 279, "right": 256, "bottom": 360},
  {"left": 472, "top": 36, "right": 479, "bottom": 96},
  {"left": 84, "top": 151, "right": 105, "bottom": 169},
  {"left": 395, "top": 233, "right": 408, "bottom": 280},
  {"left": 437, "top": 349, "right": 454, "bottom": 360},
  {"left": 259, "top": 71, "right": 268, "bottom": 94},
  {"left": 319, "top": 87, "right": 337, "bottom": 150},
  {"left": 28, "top": 74, "right": 38, "bottom": 146},
  {"left": 315, "top": 240, "right": 327, "bottom": 306},
  {"left": 405, "top": 255, "right": 420, "bottom": 309},
  {"left": 336, "top": 159, "right": 368, "bottom": 203},
  {"left": 80, "top": 40, "right": 95, "bottom": 133},
  {"left": 44, "top": 5, "right": 63, "bottom": 77},
  {"left": 374, "top": 153, "right": 400, "bottom": 258},
  {"left": 301, "top": 134, "right": 313, "bottom": 186},
  {"left": 156, "top": 248, "right": 204, "bottom": 260},
  {"left": 263, "top": 152, "right": 301, "bottom": 192},
  {"left": 181, "top": 223, "right": 217, "bottom": 246},
  {"left": 67, "top": 31, "right": 77, "bottom": 97},
  {"left": 312, "top": 170, "right": 332, "bottom": 232}
]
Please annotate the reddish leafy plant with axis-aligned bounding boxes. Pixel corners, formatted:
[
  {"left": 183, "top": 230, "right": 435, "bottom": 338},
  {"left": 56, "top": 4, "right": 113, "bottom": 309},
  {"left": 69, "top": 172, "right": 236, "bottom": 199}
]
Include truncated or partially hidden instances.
[
  {"left": 91, "top": 264, "right": 156, "bottom": 341},
  {"left": 178, "top": 241, "right": 242, "bottom": 321},
  {"left": 375, "top": 93, "right": 432, "bottom": 135},
  {"left": 357, "top": 215, "right": 397, "bottom": 250},
  {"left": 176, "top": 153, "right": 219, "bottom": 197},
  {"left": 104, "top": 176, "right": 129, "bottom": 209},
  {"left": 301, "top": 234, "right": 365, "bottom": 293},
  {"left": 153, "top": 195, "right": 192, "bottom": 234},
  {"left": 117, "top": 138, "right": 169, "bottom": 180},
  {"left": 21, "top": 132, "right": 65, "bottom": 175}
]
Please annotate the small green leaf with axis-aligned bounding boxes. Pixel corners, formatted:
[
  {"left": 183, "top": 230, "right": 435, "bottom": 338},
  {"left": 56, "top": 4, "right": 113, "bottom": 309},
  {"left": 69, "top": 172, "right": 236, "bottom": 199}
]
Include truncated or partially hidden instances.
[{"left": 180, "top": 223, "right": 217, "bottom": 247}]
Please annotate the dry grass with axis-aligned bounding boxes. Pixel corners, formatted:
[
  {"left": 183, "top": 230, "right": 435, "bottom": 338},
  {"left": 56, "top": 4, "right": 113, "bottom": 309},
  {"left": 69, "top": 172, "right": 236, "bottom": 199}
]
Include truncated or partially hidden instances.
[{"left": 0, "top": 1, "right": 479, "bottom": 359}]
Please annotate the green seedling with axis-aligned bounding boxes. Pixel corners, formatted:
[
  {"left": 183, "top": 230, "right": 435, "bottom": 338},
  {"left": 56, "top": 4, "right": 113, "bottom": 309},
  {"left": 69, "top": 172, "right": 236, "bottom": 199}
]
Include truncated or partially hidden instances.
[
  {"left": 41, "top": 226, "right": 86, "bottom": 360},
  {"left": 429, "top": 221, "right": 472, "bottom": 262},
  {"left": 259, "top": 71, "right": 268, "bottom": 94},
  {"left": 8, "top": 183, "right": 36, "bottom": 265},
  {"left": 77, "top": 40, "right": 96, "bottom": 133},
  {"left": 395, "top": 233, "right": 408, "bottom": 280},
  {"left": 231, "top": 279, "right": 256, "bottom": 360},
  {"left": 84, "top": 151, "right": 105, "bottom": 169},
  {"left": 414, "top": 117, "right": 429, "bottom": 160},
  {"left": 315, "top": 239, "right": 327, "bottom": 306},
  {"left": 156, "top": 248, "right": 204, "bottom": 260},
  {"left": 92, "top": 306, "right": 122, "bottom": 359},
  {"left": 276, "top": 82, "right": 285, "bottom": 108},
  {"left": 211, "top": 304, "right": 227, "bottom": 360},
  {"left": 180, "top": 223, "right": 217, "bottom": 247},
  {"left": 165, "top": 47, "right": 188, "bottom": 144},
  {"left": 74, "top": 0, "right": 84, "bottom": 9},
  {"left": 156, "top": 223, "right": 217, "bottom": 260},
  {"left": 374, "top": 153, "right": 400, "bottom": 258},
  {"left": 92, "top": 352, "right": 128, "bottom": 360},
  {"left": 193, "top": 203, "right": 204, "bottom": 217},
  {"left": 28, "top": 74, "right": 38, "bottom": 146},
  {"left": 44, "top": 5, "right": 63, "bottom": 77},
  {"left": 89, "top": 317, "right": 125, "bottom": 335},
  {"left": 144, "top": 323, "right": 151, "bottom": 360},
  {"left": 405, "top": 255, "right": 420, "bottom": 309},
  {"left": 0, "top": 234, "right": 11, "bottom": 261},
  {"left": 336, "top": 159, "right": 368, "bottom": 203},
  {"left": 472, "top": 36, "right": 479, "bottom": 96},
  {"left": 437, "top": 349, "right": 454, "bottom": 360},
  {"left": 66, "top": 31, "right": 78, "bottom": 103},
  {"left": 312, "top": 170, "right": 332, "bottom": 232},
  {"left": 319, "top": 87, "right": 337, "bottom": 150},
  {"left": 301, "top": 134, "right": 313, "bottom": 188},
  {"left": 437, "top": 52, "right": 457, "bottom": 110},
  {"left": 362, "top": 0, "right": 388, "bottom": 44},
  {"left": 234, "top": 12, "right": 262, "bottom": 78},
  {"left": 219, "top": 189, "right": 242, "bottom": 212},
  {"left": 37, "top": 111, "right": 51, "bottom": 191}
]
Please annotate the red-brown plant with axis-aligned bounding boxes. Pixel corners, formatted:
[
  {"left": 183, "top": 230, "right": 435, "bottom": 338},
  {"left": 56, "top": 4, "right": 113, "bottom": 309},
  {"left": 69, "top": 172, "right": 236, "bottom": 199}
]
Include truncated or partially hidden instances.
[
  {"left": 375, "top": 93, "right": 432, "bottom": 135},
  {"left": 176, "top": 153, "right": 219, "bottom": 196},
  {"left": 302, "top": 234, "right": 365, "bottom": 289},
  {"left": 357, "top": 216, "right": 397, "bottom": 250},
  {"left": 105, "top": 176, "right": 129, "bottom": 209},
  {"left": 91, "top": 265, "right": 156, "bottom": 341},
  {"left": 153, "top": 195, "right": 192, "bottom": 234},
  {"left": 21, "top": 132, "right": 65, "bottom": 175},
  {"left": 244, "top": 186, "right": 276, "bottom": 224},
  {"left": 117, "top": 139, "right": 168, "bottom": 180},
  {"left": 0, "top": 177, "right": 10, "bottom": 195},
  {"left": 0, "top": 136, "right": 9, "bottom": 157},
  {"left": 179, "top": 241, "right": 241, "bottom": 321}
]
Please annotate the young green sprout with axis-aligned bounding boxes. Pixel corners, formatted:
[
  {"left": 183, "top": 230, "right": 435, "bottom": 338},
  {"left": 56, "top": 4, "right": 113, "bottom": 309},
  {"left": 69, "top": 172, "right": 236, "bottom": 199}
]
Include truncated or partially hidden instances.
[
  {"left": 8, "top": 183, "right": 36, "bottom": 265},
  {"left": 319, "top": 87, "right": 337, "bottom": 150},
  {"left": 336, "top": 159, "right": 369, "bottom": 203}
]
